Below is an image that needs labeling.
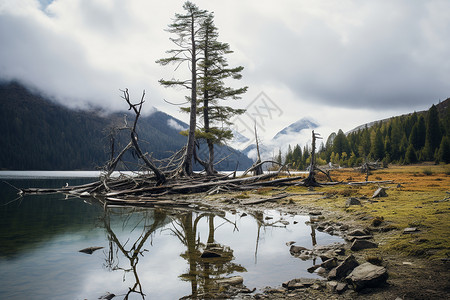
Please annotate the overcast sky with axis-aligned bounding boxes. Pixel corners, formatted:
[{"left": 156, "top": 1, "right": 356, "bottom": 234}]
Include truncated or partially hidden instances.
[{"left": 1, "top": 0, "right": 449, "bottom": 150}]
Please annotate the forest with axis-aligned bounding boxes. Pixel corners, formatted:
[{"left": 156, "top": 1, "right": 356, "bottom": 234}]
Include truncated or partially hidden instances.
[{"left": 281, "top": 99, "right": 450, "bottom": 169}]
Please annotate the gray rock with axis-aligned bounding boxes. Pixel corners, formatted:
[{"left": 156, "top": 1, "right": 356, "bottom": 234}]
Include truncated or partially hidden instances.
[
  {"left": 289, "top": 245, "right": 309, "bottom": 254},
  {"left": 403, "top": 227, "right": 419, "bottom": 234},
  {"left": 339, "top": 224, "right": 350, "bottom": 231},
  {"left": 328, "top": 255, "right": 359, "bottom": 280},
  {"left": 346, "top": 235, "right": 373, "bottom": 242},
  {"left": 282, "top": 278, "right": 317, "bottom": 290},
  {"left": 307, "top": 264, "right": 320, "bottom": 273},
  {"left": 336, "top": 282, "right": 348, "bottom": 294},
  {"left": 321, "top": 257, "right": 338, "bottom": 270},
  {"left": 350, "top": 239, "right": 378, "bottom": 251},
  {"left": 347, "top": 229, "right": 368, "bottom": 236},
  {"left": 326, "top": 281, "right": 338, "bottom": 292},
  {"left": 346, "top": 262, "right": 388, "bottom": 291},
  {"left": 346, "top": 197, "right": 361, "bottom": 206},
  {"left": 372, "top": 187, "right": 387, "bottom": 198}
]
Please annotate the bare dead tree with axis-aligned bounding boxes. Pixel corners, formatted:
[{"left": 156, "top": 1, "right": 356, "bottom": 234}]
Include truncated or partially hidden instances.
[{"left": 105, "top": 89, "right": 166, "bottom": 184}]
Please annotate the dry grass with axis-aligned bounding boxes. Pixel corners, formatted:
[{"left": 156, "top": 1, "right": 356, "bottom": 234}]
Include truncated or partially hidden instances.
[{"left": 285, "top": 164, "right": 450, "bottom": 259}]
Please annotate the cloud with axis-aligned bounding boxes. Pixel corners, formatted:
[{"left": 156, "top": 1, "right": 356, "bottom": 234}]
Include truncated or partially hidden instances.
[
  {"left": 0, "top": 0, "right": 448, "bottom": 142},
  {"left": 167, "top": 118, "right": 187, "bottom": 131}
]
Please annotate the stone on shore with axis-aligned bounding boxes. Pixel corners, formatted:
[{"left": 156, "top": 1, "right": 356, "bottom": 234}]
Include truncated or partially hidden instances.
[
  {"left": 350, "top": 239, "right": 378, "bottom": 251},
  {"left": 346, "top": 262, "right": 388, "bottom": 291},
  {"left": 328, "top": 254, "right": 359, "bottom": 280}
]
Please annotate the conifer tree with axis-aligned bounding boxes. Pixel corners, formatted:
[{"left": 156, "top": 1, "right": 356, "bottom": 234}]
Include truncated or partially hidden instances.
[
  {"left": 194, "top": 13, "right": 247, "bottom": 174},
  {"left": 156, "top": 1, "right": 209, "bottom": 175},
  {"left": 424, "top": 105, "right": 442, "bottom": 160},
  {"left": 437, "top": 136, "right": 450, "bottom": 163}
]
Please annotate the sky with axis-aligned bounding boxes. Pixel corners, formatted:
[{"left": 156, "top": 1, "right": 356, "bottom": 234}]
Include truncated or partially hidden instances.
[{"left": 1, "top": 0, "right": 449, "bottom": 154}]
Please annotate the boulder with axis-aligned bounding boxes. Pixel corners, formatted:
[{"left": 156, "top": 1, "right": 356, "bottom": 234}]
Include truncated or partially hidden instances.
[
  {"left": 372, "top": 187, "right": 387, "bottom": 198},
  {"left": 350, "top": 240, "right": 378, "bottom": 251},
  {"left": 321, "top": 257, "right": 338, "bottom": 270},
  {"left": 347, "top": 229, "right": 368, "bottom": 236},
  {"left": 403, "top": 227, "right": 419, "bottom": 234},
  {"left": 346, "top": 235, "right": 373, "bottom": 242},
  {"left": 346, "top": 197, "right": 361, "bottom": 206},
  {"left": 346, "top": 262, "right": 388, "bottom": 291},
  {"left": 336, "top": 282, "right": 348, "bottom": 294},
  {"left": 289, "top": 245, "right": 309, "bottom": 254},
  {"left": 328, "top": 255, "right": 359, "bottom": 280},
  {"left": 282, "top": 278, "right": 317, "bottom": 290}
]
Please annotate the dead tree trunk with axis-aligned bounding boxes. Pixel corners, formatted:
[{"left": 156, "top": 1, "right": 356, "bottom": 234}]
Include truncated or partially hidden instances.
[
  {"left": 304, "top": 130, "right": 322, "bottom": 187},
  {"left": 120, "top": 89, "right": 166, "bottom": 184},
  {"left": 252, "top": 124, "right": 263, "bottom": 176}
]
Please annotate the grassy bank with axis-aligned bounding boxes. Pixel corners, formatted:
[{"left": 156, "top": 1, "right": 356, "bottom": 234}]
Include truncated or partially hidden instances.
[{"left": 284, "top": 164, "right": 450, "bottom": 259}]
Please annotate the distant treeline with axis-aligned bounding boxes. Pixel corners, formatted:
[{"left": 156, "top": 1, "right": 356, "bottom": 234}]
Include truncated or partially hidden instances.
[{"left": 280, "top": 99, "right": 450, "bottom": 169}]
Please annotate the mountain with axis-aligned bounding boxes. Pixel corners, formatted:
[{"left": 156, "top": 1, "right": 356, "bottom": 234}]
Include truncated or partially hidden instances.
[
  {"left": 272, "top": 117, "right": 319, "bottom": 140},
  {"left": 0, "top": 82, "right": 252, "bottom": 171},
  {"left": 347, "top": 98, "right": 450, "bottom": 134}
]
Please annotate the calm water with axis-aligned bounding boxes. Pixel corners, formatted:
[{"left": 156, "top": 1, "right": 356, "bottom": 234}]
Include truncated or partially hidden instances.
[{"left": 0, "top": 172, "right": 342, "bottom": 300}]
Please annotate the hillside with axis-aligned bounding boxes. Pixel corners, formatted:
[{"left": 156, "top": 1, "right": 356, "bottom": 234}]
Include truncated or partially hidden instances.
[{"left": 0, "top": 82, "right": 252, "bottom": 171}]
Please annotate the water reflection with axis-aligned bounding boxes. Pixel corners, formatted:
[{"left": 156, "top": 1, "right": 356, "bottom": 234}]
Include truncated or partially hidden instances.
[
  {"left": 0, "top": 178, "right": 344, "bottom": 300},
  {"left": 171, "top": 212, "right": 246, "bottom": 299},
  {"left": 102, "top": 208, "right": 169, "bottom": 299}
]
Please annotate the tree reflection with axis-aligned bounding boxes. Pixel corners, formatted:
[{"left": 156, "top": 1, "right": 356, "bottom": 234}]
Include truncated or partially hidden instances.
[
  {"left": 170, "top": 211, "right": 246, "bottom": 299},
  {"left": 102, "top": 208, "right": 168, "bottom": 299}
]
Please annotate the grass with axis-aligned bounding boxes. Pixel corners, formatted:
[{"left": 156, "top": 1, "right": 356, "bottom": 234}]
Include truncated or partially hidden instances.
[{"left": 272, "top": 164, "right": 449, "bottom": 259}]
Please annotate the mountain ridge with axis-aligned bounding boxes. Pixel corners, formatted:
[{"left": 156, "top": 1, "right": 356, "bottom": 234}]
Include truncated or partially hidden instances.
[{"left": 0, "top": 81, "right": 252, "bottom": 170}]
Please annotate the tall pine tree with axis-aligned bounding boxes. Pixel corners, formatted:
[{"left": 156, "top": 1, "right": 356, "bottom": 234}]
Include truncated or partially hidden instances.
[{"left": 156, "top": 1, "right": 209, "bottom": 175}]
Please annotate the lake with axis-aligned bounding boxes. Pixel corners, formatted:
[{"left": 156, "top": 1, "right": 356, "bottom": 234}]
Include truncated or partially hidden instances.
[{"left": 0, "top": 172, "right": 342, "bottom": 299}]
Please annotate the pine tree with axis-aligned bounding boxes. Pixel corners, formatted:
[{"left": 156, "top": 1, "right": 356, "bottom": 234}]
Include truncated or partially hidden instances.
[
  {"left": 409, "top": 116, "right": 426, "bottom": 151},
  {"left": 405, "top": 144, "right": 418, "bottom": 164},
  {"left": 370, "top": 128, "right": 384, "bottom": 160},
  {"left": 195, "top": 13, "right": 247, "bottom": 174},
  {"left": 156, "top": 1, "right": 209, "bottom": 175},
  {"left": 332, "top": 129, "right": 350, "bottom": 156},
  {"left": 424, "top": 104, "right": 442, "bottom": 160},
  {"left": 437, "top": 136, "right": 450, "bottom": 163}
]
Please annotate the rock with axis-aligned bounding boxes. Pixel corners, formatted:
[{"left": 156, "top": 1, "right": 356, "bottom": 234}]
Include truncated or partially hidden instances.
[
  {"left": 339, "top": 224, "right": 350, "bottom": 231},
  {"left": 346, "top": 262, "right": 388, "bottom": 291},
  {"left": 350, "top": 240, "right": 378, "bottom": 251},
  {"left": 346, "top": 197, "right": 361, "bottom": 206},
  {"left": 372, "top": 187, "right": 387, "bottom": 198},
  {"left": 347, "top": 229, "right": 368, "bottom": 236},
  {"left": 335, "top": 248, "right": 346, "bottom": 256},
  {"left": 216, "top": 276, "right": 244, "bottom": 285},
  {"left": 241, "top": 213, "right": 247, "bottom": 217},
  {"left": 307, "top": 265, "right": 320, "bottom": 273},
  {"left": 346, "top": 235, "right": 373, "bottom": 242},
  {"left": 200, "top": 250, "right": 222, "bottom": 258},
  {"left": 328, "top": 255, "right": 359, "bottom": 280},
  {"left": 309, "top": 211, "right": 322, "bottom": 215},
  {"left": 327, "top": 281, "right": 338, "bottom": 292},
  {"left": 282, "top": 278, "right": 317, "bottom": 290},
  {"left": 289, "top": 245, "right": 309, "bottom": 254},
  {"left": 336, "top": 282, "right": 348, "bottom": 294},
  {"left": 286, "top": 241, "right": 296, "bottom": 246},
  {"left": 279, "top": 220, "right": 290, "bottom": 226},
  {"left": 403, "top": 227, "right": 419, "bottom": 234},
  {"left": 325, "top": 226, "right": 334, "bottom": 233},
  {"left": 321, "top": 257, "right": 338, "bottom": 270},
  {"left": 315, "top": 267, "right": 327, "bottom": 275}
]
